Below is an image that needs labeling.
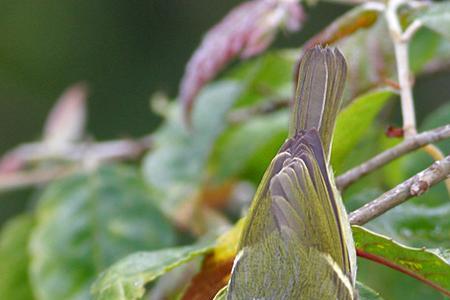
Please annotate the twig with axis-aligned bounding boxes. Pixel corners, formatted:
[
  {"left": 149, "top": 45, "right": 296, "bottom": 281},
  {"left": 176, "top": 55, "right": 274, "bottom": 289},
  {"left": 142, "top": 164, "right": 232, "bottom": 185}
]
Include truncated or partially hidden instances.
[
  {"left": 386, "top": 0, "right": 417, "bottom": 137},
  {"left": 0, "top": 167, "right": 76, "bottom": 192},
  {"left": 385, "top": 0, "right": 450, "bottom": 196},
  {"left": 0, "top": 135, "right": 153, "bottom": 192},
  {"left": 348, "top": 155, "right": 450, "bottom": 225},
  {"left": 227, "top": 98, "right": 290, "bottom": 124},
  {"left": 336, "top": 125, "right": 450, "bottom": 190},
  {"left": 322, "top": 0, "right": 384, "bottom": 7}
]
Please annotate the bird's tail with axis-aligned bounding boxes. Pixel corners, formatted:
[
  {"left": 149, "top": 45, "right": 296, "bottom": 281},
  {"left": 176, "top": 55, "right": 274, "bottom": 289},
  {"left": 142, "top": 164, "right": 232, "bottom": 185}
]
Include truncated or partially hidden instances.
[{"left": 289, "top": 46, "right": 347, "bottom": 161}]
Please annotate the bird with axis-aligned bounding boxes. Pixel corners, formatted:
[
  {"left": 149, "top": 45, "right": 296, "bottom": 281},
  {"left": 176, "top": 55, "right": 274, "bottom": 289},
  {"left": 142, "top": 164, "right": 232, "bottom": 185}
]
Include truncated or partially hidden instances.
[{"left": 227, "top": 46, "right": 357, "bottom": 300}]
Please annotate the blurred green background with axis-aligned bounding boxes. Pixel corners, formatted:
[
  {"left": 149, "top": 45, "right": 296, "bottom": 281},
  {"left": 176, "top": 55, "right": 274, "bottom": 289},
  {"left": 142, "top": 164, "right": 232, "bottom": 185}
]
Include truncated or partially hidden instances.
[{"left": 0, "top": 0, "right": 350, "bottom": 223}]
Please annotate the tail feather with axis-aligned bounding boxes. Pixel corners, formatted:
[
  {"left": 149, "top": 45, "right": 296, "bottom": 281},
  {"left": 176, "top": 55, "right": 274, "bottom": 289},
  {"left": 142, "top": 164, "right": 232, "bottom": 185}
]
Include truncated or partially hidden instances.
[{"left": 289, "top": 46, "right": 347, "bottom": 161}]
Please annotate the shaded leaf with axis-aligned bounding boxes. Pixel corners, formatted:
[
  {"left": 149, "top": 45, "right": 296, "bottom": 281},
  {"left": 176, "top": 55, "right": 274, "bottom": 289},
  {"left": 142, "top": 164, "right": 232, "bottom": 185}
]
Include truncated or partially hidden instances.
[
  {"left": 421, "top": 101, "right": 450, "bottom": 154},
  {"left": 416, "top": 2, "right": 450, "bottom": 40},
  {"left": 30, "top": 165, "right": 176, "bottom": 300},
  {"left": 143, "top": 81, "right": 242, "bottom": 219},
  {"left": 179, "top": 0, "right": 304, "bottom": 119},
  {"left": 353, "top": 226, "right": 450, "bottom": 297},
  {"left": 422, "top": 36, "right": 450, "bottom": 74},
  {"left": 332, "top": 89, "right": 394, "bottom": 173},
  {"left": 0, "top": 214, "right": 34, "bottom": 300},
  {"left": 409, "top": 28, "right": 442, "bottom": 73},
  {"left": 356, "top": 281, "right": 384, "bottom": 300},
  {"left": 91, "top": 242, "right": 214, "bottom": 300}
]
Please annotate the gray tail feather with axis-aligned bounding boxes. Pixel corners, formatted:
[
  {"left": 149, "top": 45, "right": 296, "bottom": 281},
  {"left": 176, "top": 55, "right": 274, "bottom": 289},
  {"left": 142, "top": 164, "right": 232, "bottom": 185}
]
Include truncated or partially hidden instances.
[{"left": 289, "top": 46, "right": 347, "bottom": 161}]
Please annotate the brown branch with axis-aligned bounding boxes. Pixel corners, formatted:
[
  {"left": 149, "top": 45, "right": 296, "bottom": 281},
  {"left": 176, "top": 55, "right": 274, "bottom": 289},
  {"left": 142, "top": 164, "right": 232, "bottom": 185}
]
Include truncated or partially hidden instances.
[
  {"left": 348, "top": 155, "right": 450, "bottom": 225},
  {"left": 336, "top": 125, "right": 450, "bottom": 190}
]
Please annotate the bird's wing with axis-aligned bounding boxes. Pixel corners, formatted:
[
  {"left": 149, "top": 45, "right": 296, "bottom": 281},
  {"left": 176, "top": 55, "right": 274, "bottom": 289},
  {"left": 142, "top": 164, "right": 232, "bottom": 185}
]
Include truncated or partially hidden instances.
[{"left": 228, "top": 130, "right": 356, "bottom": 300}]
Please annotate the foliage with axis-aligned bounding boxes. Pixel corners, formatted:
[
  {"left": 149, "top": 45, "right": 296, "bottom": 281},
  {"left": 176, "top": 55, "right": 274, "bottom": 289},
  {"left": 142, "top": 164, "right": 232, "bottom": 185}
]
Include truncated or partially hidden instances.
[
  {"left": 0, "top": 214, "right": 34, "bottom": 300},
  {"left": 0, "top": 0, "right": 450, "bottom": 299}
]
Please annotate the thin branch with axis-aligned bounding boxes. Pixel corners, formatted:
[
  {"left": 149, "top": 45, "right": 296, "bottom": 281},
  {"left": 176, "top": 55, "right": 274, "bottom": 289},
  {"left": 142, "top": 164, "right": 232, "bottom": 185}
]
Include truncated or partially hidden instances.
[
  {"left": 401, "top": 19, "right": 422, "bottom": 42},
  {"left": 336, "top": 125, "right": 450, "bottom": 190},
  {"left": 386, "top": 0, "right": 417, "bottom": 137},
  {"left": 422, "top": 144, "right": 450, "bottom": 194},
  {"left": 227, "top": 98, "right": 290, "bottom": 124},
  {"left": 322, "top": 0, "right": 384, "bottom": 7},
  {"left": 0, "top": 167, "right": 76, "bottom": 192},
  {"left": 385, "top": 0, "right": 450, "bottom": 197},
  {"left": 348, "top": 155, "right": 450, "bottom": 226},
  {"left": 0, "top": 135, "right": 153, "bottom": 192}
]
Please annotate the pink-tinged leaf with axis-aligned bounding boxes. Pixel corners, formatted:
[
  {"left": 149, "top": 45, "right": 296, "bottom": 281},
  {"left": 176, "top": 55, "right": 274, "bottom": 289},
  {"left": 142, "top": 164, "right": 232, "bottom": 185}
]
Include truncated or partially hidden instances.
[
  {"left": 0, "top": 152, "right": 25, "bottom": 174},
  {"left": 43, "top": 82, "right": 88, "bottom": 147},
  {"left": 179, "top": 0, "right": 304, "bottom": 122}
]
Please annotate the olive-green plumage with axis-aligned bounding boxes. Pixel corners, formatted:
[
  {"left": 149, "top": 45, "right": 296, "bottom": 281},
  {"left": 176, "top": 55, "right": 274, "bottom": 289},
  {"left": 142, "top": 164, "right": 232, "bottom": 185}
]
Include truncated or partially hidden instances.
[{"left": 227, "top": 46, "right": 356, "bottom": 300}]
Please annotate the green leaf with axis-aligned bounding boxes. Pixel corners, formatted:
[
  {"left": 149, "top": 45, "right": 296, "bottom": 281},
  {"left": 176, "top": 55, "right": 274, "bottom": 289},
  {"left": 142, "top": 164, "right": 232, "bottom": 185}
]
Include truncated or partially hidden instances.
[
  {"left": 409, "top": 28, "right": 442, "bottom": 73},
  {"left": 143, "top": 81, "right": 242, "bottom": 215},
  {"left": 91, "top": 241, "right": 214, "bottom": 300},
  {"left": 0, "top": 214, "right": 34, "bottom": 300},
  {"left": 228, "top": 51, "right": 296, "bottom": 108},
  {"left": 356, "top": 281, "right": 384, "bottom": 300},
  {"left": 212, "top": 88, "right": 394, "bottom": 184},
  {"left": 353, "top": 226, "right": 450, "bottom": 297},
  {"left": 211, "top": 109, "right": 288, "bottom": 182},
  {"left": 421, "top": 101, "right": 450, "bottom": 154},
  {"left": 332, "top": 89, "right": 394, "bottom": 173},
  {"left": 416, "top": 2, "right": 450, "bottom": 40},
  {"left": 30, "top": 165, "right": 176, "bottom": 300}
]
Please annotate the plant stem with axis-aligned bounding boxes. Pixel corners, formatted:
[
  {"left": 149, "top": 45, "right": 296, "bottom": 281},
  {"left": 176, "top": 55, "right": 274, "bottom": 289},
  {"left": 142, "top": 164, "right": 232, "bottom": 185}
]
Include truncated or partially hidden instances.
[
  {"left": 348, "top": 155, "right": 450, "bottom": 225},
  {"left": 386, "top": 0, "right": 417, "bottom": 137},
  {"left": 336, "top": 125, "right": 450, "bottom": 190},
  {"left": 0, "top": 135, "right": 153, "bottom": 192}
]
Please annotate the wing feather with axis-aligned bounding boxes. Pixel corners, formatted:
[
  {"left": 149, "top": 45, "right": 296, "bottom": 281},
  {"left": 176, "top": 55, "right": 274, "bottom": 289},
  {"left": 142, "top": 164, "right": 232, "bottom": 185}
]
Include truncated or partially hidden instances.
[{"left": 228, "top": 130, "right": 356, "bottom": 299}]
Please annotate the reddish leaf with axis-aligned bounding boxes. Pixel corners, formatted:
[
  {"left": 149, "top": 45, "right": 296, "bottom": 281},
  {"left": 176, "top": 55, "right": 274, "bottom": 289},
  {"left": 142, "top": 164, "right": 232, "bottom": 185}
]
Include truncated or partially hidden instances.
[
  {"left": 199, "top": 181, "right": 236, "bottom": 209},
  {"left": 181, "top": 220, "right": 244, "bottom": 300},
  {"left": 179, "top": 0, "right": 304, "bottom": 122},
  {"left": 303, "top": 4, "right": 380, "bottom": 50},
  {"left": 181, "top": 256, "right": 233, "bottom": 300},
  {"left": 0, "top": 151, "right": 26, "bottom": 174},
  {"left": 43, "top": 82, "right": 88, "bottom": 147}
]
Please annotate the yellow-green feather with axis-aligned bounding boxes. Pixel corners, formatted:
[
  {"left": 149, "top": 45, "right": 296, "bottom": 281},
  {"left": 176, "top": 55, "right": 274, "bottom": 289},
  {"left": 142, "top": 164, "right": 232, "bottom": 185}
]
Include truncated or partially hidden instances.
[{"left": 228, "top": 46, "right": 356, "bottom": 300}]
